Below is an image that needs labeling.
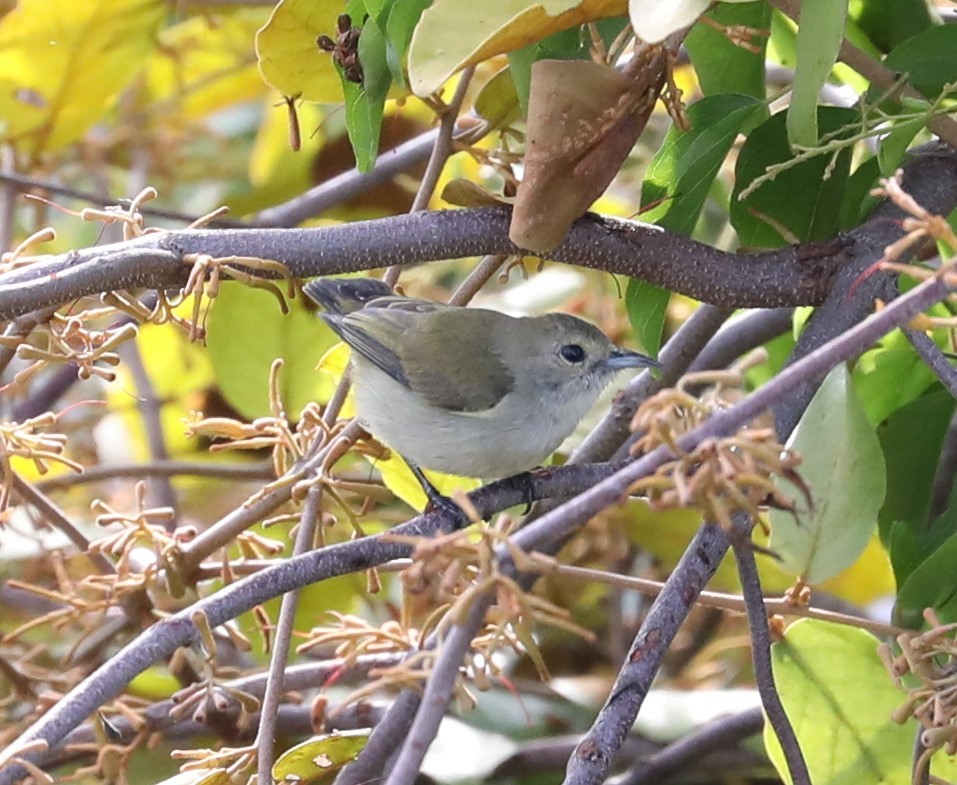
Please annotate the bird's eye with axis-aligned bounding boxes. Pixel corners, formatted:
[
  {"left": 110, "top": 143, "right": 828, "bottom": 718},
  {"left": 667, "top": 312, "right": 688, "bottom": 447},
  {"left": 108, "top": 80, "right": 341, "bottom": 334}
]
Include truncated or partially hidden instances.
[{"left": 559, "top": 344, "right": 586, "bottom": 364}]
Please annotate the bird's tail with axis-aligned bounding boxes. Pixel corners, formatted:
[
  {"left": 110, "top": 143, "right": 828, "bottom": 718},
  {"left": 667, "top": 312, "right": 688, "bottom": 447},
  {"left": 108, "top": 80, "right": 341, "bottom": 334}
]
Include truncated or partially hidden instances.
[{"left": 302, "top": 277, "right": 393, "bottom": 315}]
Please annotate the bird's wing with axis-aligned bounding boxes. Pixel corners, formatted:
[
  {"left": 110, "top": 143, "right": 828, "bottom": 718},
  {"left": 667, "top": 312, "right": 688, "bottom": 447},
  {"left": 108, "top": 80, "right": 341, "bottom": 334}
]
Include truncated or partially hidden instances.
[
  {"left": 320, "top": 296, "right": 448, "bottom": 388},
  {"left": 326, "top": 306, "right": 514, "bottom": 412},
  {"left": 399, "top": 309, "right": 515, "bottom": 412}
]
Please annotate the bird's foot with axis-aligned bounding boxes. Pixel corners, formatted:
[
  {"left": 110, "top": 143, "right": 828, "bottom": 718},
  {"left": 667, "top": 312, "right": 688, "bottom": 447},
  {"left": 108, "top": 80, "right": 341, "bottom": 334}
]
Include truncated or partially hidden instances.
[{"left": 409, "top": 463, "right": 468, "bottom": 526}]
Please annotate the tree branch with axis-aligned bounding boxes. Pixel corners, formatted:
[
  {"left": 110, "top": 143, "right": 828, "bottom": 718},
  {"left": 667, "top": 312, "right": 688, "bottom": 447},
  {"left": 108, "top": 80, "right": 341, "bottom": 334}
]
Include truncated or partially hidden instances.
[
  {"left": 6, "top": 145, "right": 957, "bottom": 326},
  {"left": 0, "top": 208, "right": 845, "bottom": 320}
]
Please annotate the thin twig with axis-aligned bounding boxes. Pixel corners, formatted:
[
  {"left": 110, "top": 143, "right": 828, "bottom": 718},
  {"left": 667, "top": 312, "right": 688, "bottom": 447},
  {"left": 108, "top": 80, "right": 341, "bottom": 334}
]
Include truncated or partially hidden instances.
[
  {"left": 383, "top": 67, "right": 474, "bottom": 289},
  {"left": 0, "top": 306, "right": 57, "bottom": 377},
  {"left": 10, "top": 472, "right": 113, "bottom": 574},
  {"left": 732, "top": 531, "right": 811, "bottom": 785},
  {"left": 562, "top": 524, "right": 730, "bottom": 785},
  {"left": 117, "top": 341, "right": 177, "bottom": 523},
  {"left": 687, "top": 308, "right": 794, "bottom": 374},
  {"left": 906, "top": 328, "right": 957, "bottom": 399},
  {"left": 35, "top": 459, "right": 275, "bottom": 491},
  {"left": 255, "top": 483, "right": 324, "bottom": 782},
  {"left": 380, "top": 589, "right": 488, "bottom": 785},
  {"left": 544, "top": 561, "right": 905, "bottom": 638},
  {"left": 611, "top": 707, "right": 764, "bottom": 785},
  {"left": 254, "top": 128, "right": 442, "bottom": 228},
  {"left": 448, "top": 254, "right": 508, "bottom": 306}
]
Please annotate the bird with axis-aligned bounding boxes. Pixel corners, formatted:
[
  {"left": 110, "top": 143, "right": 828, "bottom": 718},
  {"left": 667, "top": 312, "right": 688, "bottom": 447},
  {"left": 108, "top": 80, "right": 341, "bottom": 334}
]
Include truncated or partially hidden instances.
[{"left": 304, "top": 277, "right": 658, "bottom": 511}]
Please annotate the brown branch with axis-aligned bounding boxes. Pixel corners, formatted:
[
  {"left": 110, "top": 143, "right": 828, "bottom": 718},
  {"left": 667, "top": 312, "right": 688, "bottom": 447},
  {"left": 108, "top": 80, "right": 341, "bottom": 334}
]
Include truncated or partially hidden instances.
[{"left": 0, "top": 207, "right": 846, "bottom": 320}]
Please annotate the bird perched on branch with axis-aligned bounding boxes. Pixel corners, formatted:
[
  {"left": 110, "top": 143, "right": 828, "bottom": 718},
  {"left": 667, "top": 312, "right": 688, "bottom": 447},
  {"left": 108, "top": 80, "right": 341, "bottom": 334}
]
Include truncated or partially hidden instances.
[{"left": 305, "top": 277, "right": 657, "bottom": 512}]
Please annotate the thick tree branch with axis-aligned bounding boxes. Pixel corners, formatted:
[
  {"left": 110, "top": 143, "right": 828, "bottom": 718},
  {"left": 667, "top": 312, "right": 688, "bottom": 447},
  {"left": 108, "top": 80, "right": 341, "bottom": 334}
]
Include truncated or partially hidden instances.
[
  {"left": 0, "top": 208, "right": 845, "bottom": 320},
  {"left": 774, "top": 143, "right": 957, "bottom": 437},
  {"left": 5, "top": 146, "right": 956, "bottom": 324}
]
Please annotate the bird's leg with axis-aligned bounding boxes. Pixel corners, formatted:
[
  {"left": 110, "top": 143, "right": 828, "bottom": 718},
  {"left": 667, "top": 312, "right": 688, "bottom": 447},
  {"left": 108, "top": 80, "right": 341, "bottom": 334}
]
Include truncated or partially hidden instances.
[
  {"left": 408, "top": 462, "right": 468, "bottom": 524},
  {"left": 509, "top": 470, "right": 539, "bottom": 514}
]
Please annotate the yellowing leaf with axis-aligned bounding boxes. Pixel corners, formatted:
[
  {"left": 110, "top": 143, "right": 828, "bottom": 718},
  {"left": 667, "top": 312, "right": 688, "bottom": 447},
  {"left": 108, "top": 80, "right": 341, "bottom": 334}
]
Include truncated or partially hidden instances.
[
  {"left": 256, "top": 0, "right": 352, "bottom": 103},
  {"left": 144, "top": 10, "right": 269, "bottom": 122},
  {"left": 317, "top": 342, "right": 357, "bottom": 419},
  {"left": 628, "top": 501, "right": 895, "bottom": 607},
  {"left": 766, "top": 619, "right": 957, "bottom": 785},
  {"left": 273, "top": 730, "right": 371, "bottom": 784},
  {"left": 0, "top": 0, "right": 164, "bottom": 155},
  {"left": 206, "top": 283, "right": 339, "bottom": 420},
  {"left": 317, "top": 341, "right": 351, "bottom": 379},
  {"left": 376, "top": 451, "right": 481, "bottom": 513},
  {"left": 626, "top": 501, "right": 742, "bottom": 591},
  {"left": 249, "top": 99, "right": 324, "bottom": 187},
  {"left": 407, "top": 0, "right": 626, "bottom": 97}
]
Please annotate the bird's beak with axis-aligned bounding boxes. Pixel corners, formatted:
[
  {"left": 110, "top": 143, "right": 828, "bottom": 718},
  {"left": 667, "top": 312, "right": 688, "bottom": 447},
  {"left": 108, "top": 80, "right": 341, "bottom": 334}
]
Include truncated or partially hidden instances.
[{"left": 602, "top": 347, "right": 660, "bottom": 371}]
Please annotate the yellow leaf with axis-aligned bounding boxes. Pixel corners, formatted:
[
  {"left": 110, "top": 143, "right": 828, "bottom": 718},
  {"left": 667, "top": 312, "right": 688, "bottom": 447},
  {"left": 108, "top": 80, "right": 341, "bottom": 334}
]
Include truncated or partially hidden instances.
[
  {"left": 255, "top": 0, "right": 349, "bottom": 103},
  {"left": 144, "top": 10, "right": 269, "bottom": 122},
  {"left": 376, "top": 452, "right": 480, "bottom": 513},
  {"left": 249, "top": 98, "right": 325, "bottom": 187},
  {"left": 408, "top": 0, "right": 627, "bottom": 97},
  {"left": 0, "top": 0, "right": 164, "bottom": 155},
  {"left": 317, "top": 342, "right": 357, "bottom": 419}
]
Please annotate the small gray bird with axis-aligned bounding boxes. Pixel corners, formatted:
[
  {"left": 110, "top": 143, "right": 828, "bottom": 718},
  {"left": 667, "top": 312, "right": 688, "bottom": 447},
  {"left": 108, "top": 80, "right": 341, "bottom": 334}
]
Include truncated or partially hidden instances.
[{"left": 304, "top": 278, "right": 658, "bottom": 486}]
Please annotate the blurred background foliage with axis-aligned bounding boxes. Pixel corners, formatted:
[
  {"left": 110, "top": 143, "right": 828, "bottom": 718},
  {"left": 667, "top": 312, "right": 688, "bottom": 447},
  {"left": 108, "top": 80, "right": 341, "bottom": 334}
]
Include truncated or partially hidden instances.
[{"left": 1, "top": 0, "right": 957, "bottom": 783}]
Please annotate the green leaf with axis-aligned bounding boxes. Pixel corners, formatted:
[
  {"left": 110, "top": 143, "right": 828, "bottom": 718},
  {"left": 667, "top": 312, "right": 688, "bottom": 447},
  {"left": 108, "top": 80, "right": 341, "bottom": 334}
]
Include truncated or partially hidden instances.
[
  {"left": 206, "top": 283, "right": 338, "bottom": 420},
  {"left": 642, "top": 93, "right": 765, "bottom": 234},
  {"left": 851, "top": 0, "right": 936, "bottom": 53},
  {"left": 839, "top": 155, "right": 881, "bottom": 229},
  {"left": 787, "top": 0, "right": 848, "bottom": 148},
  {"left": 625, "top": 279, "right": 668, "bottom": 357},
  {"left": 732, "top": 106, "right": 858, "bottom": 248},
  {"left": 359, "top": 0, "right": 391, "bottom": 24},
  {"left": 630, "top": 94, "right": 762, "bottom": 355},
  {"left": 770, "top": 365, "right": 885, "bottom": 584},
  {"left": 888, "top": 509, "right": 957, "bottom": 605},
  {"left": 765, "top": 619, "right": 945, "bottom": 785},
  {"left": 767, "top": 7, "right": 797, "bottom": 69},
  {"left": 881, "top": 24, "right": 957, "bottom": 98},
  {"left": 507, "top": 19, "right": 626, "bottom": 115},
  {"left": 895, "top": 528, "right": 957, "bottom": 627},
  {"left": 877, "top": 388, "right": 956, "bottom": 541},
  {"left": 342, "top": 1, "right": 393, "bottom": 171},
  {"left": 876, "top": 115, "right": 926, "bottom": 176},
  {"left": 384, "top": 0, "right": 431, "bottom": 88},
  {"left": 473, "top": 66, "right": 522, "bottom": 131},
  {"left": 852, "top": 328, "right": 939, "bottom": 426},
  {"left": 685, "top": 2, "right": 771, "bottom": 99}
]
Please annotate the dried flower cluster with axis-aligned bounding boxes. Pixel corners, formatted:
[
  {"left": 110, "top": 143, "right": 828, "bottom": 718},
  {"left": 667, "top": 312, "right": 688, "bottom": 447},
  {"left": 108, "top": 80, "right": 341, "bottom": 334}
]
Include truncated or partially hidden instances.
[
  {"left": 628, "top": 358, "right": 807, "bottom": 534},
  {"left": 880, "top": 609, "right": 957, "bottom": 781},
  {"left": 0, "top": 411, "right": 80, "bottom": 517},
  {"left": 292, "top": 517, "right": 593, "bottom": 714}
]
